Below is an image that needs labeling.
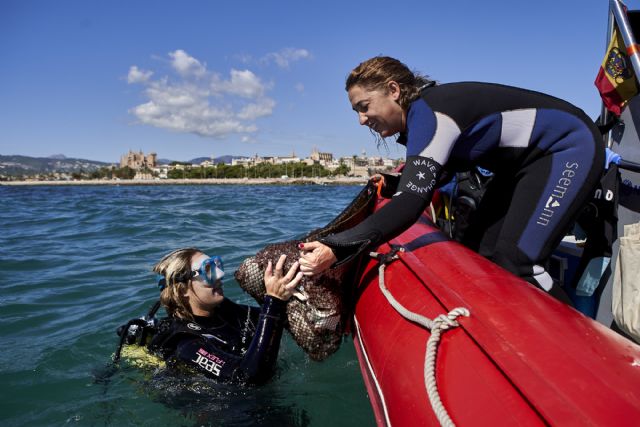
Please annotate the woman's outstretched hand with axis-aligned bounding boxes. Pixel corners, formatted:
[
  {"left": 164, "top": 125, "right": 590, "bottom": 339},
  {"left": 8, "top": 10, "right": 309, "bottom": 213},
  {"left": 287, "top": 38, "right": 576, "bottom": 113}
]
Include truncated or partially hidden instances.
[
  {"left": 298, "top": 241, "right": 337, "bottom": 276},
  {"left": 264, "top": 254, "right": 304, "bottom": 301}
]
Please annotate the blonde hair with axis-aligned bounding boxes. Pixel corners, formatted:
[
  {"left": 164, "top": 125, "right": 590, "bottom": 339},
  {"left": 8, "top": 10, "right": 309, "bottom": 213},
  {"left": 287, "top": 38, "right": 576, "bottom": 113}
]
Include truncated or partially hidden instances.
[
  {"left": 345, "top": 56, "right": 432, "bottom": 111},
  {"left": 153, "top": 247, "right": 202, "bottom": 320}
]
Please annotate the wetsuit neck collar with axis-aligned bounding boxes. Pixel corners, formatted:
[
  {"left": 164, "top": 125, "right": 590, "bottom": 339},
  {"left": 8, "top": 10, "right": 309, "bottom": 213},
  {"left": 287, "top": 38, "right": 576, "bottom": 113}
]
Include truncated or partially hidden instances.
[{"left": 397, "top": 100, "right": 419, "bottom": 146}]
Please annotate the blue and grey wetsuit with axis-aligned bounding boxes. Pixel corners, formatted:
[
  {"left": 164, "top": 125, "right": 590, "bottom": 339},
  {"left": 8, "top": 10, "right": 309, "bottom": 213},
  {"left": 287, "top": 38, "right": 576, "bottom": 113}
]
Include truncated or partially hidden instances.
[
  {"left": 148, "top": 296, "right": 286, "bottom": 385},
  {"left": 322, "top": 82, "right": 604, "bottom": 291}
]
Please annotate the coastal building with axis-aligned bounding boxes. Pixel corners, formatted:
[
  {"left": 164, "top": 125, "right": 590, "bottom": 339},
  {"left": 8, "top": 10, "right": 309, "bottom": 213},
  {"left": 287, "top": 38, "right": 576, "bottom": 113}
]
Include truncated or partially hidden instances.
[
  {"left": 305, "top": 147, "right": 334, "bottom": 167},
  {"left": 151, "top": 165, "right": 169, "bottom": 179},
  {"left": 311, "top": 147, "right": 332, "bottom": 162},
  {"left": 151, "top": 147, "right": 399, "bottom": 179},
  {"left": 120, "top": 150, "right": 157, "bottom": 170},
  {"left": 277, "top": 151, "right": 300, "bottom": 164},
  {"left": 231, "top": 157, "right": 254, "bottom": 167},
  {"left": 133, "top": 170, "right": 154, "bottom": 180},
  {"left": 231, "top": 152, "right": 302, "bottom": 166}
]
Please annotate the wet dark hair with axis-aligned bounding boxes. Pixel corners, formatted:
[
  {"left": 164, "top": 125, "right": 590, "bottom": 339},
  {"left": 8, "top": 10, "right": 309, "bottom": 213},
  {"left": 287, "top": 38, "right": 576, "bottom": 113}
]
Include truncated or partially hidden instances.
[
  {"left": 345, "top": 56, "right": 433, "bottom": 111},
  {"left": 153, "top": 247, "right": 202, "bottom": 320}
]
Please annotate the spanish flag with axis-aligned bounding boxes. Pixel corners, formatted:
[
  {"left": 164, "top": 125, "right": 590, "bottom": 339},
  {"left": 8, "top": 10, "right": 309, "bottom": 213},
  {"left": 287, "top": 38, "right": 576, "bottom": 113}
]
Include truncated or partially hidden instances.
[{"left": 595, "top": 23, "right": 639, "bottom": 116}]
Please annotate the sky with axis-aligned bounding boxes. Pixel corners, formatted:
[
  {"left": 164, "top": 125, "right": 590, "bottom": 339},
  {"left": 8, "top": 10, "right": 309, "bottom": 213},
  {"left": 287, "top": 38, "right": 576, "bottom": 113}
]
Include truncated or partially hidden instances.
[{"left": 0, "top": 0, "right": 632, "bottom": 163}]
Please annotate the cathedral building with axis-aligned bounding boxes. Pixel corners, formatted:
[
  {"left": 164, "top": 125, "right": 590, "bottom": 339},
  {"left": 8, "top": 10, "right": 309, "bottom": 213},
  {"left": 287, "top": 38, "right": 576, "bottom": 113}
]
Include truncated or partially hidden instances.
[{"left": 120, "top": 150, "right": 157, "bottom": 169}]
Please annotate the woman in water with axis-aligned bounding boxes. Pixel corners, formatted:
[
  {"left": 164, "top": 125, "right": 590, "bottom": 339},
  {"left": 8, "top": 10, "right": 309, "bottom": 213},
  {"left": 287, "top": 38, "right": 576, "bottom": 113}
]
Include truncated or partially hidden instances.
[
  {"left": 142, "top": 247, "right": 302, "bottom": 384},
  {"left": 299, "top": 56, "right": 604, "bottom": 301}
]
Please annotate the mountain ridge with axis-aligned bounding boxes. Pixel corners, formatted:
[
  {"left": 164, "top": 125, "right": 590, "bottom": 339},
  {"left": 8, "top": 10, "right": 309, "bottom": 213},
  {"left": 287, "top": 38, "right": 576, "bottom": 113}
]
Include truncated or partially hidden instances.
[{"left": 0, "top": 154, "right": 242, "bottom": 177}]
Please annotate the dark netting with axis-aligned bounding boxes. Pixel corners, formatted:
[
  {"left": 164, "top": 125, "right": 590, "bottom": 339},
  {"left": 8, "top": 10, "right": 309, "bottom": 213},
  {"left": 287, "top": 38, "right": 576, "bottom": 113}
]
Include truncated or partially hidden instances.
[{"left": 235, "top": 183, "right": 377, "bottom": 360}]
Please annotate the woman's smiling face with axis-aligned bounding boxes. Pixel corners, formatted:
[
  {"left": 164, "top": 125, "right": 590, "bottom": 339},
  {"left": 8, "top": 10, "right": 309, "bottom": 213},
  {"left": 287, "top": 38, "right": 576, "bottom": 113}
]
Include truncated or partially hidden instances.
[{"left": 348, "top": 82, "right": 405, "bottom": 138}]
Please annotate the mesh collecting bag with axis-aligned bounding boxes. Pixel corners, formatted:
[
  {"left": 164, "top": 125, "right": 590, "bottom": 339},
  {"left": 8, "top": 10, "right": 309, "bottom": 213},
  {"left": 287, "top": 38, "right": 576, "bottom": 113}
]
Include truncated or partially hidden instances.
[{"left": 234, "top": 183, "right": 377, "bottom": 360}]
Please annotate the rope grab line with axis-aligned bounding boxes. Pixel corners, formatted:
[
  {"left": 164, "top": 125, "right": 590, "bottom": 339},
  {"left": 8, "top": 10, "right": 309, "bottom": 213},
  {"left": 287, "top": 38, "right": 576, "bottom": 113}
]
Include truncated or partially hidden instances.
[{"left": 369, "top": 249, "right": 470, "bottom": 427}]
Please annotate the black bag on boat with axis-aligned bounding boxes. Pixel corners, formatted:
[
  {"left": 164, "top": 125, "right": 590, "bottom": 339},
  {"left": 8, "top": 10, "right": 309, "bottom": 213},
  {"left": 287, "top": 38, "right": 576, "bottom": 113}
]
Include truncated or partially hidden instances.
[{"left": 235, "top": 183, "right": 377, "bottom": 361}]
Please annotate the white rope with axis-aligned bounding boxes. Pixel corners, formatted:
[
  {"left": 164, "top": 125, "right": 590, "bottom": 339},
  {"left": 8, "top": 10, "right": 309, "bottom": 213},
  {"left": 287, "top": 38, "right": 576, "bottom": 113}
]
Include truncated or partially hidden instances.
[{"left": 371, "top": 251, "right": 470, "bottom": 427}]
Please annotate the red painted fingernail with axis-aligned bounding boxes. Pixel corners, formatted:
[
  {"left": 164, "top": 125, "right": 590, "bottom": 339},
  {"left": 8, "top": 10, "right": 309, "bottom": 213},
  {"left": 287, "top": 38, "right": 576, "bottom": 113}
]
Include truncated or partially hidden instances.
[{"left": 298, "top": 243, "right": 304, "bottom": 249}]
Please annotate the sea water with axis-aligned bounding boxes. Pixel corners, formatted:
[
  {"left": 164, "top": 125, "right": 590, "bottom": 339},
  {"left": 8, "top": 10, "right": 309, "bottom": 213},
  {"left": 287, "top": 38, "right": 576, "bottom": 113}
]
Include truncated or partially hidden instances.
[{"left": 0, "top": 184, "right": 375, "bottom": 426}]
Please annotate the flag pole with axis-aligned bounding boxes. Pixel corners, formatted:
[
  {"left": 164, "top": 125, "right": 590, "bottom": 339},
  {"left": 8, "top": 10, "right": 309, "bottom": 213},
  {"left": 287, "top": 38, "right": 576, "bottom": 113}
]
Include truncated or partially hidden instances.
[
  {"left": 603, "top": 2, "right": 617, "bottom": 146},
  {"left": 611, "top": 0, "right": 640, "bottom": 75}
]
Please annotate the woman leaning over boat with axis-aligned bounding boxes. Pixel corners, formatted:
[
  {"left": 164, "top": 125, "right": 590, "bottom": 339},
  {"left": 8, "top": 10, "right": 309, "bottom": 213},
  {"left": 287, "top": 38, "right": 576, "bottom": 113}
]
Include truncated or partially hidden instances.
[{"left": 299, "top": 56, "right": 604, "bottom": 303}]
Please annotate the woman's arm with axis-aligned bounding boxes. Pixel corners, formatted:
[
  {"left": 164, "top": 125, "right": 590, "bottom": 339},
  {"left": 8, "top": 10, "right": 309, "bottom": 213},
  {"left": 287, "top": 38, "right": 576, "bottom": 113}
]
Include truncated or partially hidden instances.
[
  {"left": 234, "top": 295, "right": 287, "bottom": 384},
  {"left": 299, "top": 188, "right": 433, "bottom": 276},
  {"left": 235, "top": 254, "right": 302, "bottom": 384}
]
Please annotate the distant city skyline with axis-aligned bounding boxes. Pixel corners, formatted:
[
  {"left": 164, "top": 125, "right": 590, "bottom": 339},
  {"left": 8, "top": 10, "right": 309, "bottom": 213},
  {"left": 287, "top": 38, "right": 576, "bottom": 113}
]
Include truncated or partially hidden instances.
[
  {"left": 11, "top": 146, "right": 403, "bottom": 165},
  {"left": 1, "top": 1, "right": 625, "bottom": 162}
]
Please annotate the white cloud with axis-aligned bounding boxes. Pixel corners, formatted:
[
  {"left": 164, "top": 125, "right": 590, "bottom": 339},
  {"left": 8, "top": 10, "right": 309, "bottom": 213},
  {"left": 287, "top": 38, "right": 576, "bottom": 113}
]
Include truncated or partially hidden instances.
[
  {"left": 127, "top": 66, "right": 153, "bottom": 84},
  {"left": 212, "top": 69, "right": 268, "bottom": 98},
  {"left": 263, "top": 48, "right": 311, "bottom": 69},
  {"left": 238, "top": 98, "right": 276, "bottom": 120},
  {"left": 169, "top": 49, "right": 206, "bottom": 78},
  {"left": 127, "top": 51, "right": 274, "bottom": 139},
  {"left": 294, "top": 82, "right": 305, "bottom": 93}
]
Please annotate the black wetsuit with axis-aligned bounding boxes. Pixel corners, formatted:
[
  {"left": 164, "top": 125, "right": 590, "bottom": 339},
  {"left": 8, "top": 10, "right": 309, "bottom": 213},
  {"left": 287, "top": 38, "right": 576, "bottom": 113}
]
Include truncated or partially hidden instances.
[
  {"left": 323, "top": 82, "right": 604, "bottom": 292},
  {"left": 148, "top": 296, "right": 286, "bottom": 385}
]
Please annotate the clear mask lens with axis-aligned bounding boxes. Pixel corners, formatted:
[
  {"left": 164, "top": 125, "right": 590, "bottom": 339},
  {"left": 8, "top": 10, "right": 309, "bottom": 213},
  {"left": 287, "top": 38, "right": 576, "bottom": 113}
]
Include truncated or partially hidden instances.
[{"left": 194, "top": 256, "right": 224, "bottom": 286}]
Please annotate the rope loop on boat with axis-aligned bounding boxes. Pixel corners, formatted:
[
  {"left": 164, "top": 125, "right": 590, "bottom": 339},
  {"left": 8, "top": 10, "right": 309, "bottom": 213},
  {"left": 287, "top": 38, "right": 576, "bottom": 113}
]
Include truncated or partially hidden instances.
[{"left": 369, "top": 249, "right": 470, "bottom": 427}]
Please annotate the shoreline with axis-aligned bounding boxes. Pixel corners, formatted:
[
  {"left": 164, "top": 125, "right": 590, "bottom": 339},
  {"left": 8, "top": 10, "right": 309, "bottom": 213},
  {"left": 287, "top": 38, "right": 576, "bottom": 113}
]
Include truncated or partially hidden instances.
[{"left": 0, "top": 177, "right": 369, "bottom": 186}]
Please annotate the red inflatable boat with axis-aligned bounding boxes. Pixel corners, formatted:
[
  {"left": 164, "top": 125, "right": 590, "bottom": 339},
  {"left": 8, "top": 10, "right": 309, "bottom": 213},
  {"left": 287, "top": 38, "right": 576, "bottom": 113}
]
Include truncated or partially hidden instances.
[{"left": 352, "top": 198, "right": 640, "bottom": 426}]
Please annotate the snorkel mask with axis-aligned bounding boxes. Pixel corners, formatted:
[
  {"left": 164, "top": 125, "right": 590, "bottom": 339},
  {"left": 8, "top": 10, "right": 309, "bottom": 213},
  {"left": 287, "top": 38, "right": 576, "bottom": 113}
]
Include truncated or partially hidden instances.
[
  {"left": 191, "top": 255, "right": 225, "bottom": 286},
  {"left": 157, "top": 256, "right": 225, "bottom": 290}
]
